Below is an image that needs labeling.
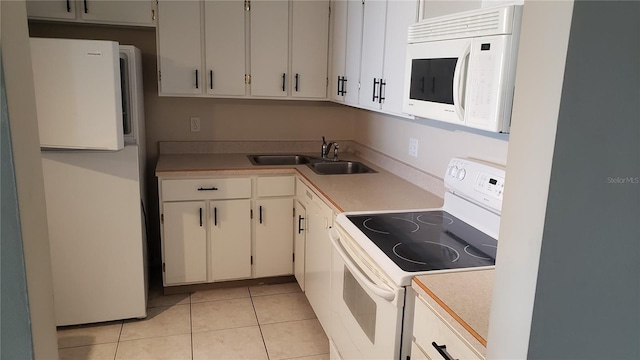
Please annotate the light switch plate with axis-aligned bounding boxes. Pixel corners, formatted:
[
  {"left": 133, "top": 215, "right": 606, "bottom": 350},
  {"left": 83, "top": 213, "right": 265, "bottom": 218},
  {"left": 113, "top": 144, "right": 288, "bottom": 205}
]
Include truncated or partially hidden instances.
[
  {"left": 409, "top": 138, "right": 418, "bottom": 157},
  {"left": 190, "top": 117, "right": 201, "bottom": 132}
]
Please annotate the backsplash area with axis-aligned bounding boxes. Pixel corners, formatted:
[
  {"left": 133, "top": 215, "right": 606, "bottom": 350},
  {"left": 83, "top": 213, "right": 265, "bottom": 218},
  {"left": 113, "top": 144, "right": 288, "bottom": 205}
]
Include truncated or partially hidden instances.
[{"left": 159, "top": 140, "right": 445, "bottom": 197}]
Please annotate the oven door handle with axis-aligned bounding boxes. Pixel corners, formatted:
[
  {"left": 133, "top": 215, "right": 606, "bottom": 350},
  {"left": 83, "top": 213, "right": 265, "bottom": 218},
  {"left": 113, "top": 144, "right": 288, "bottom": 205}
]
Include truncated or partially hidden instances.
[{"left": 328, "top": 227, "right": 396, "bottom": 302}]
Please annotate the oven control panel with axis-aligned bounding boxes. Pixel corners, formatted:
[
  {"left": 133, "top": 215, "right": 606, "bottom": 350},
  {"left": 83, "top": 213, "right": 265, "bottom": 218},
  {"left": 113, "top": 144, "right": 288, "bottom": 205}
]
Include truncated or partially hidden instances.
[{"left": 445, "top": 158, "right": 505, "bottom": 213}]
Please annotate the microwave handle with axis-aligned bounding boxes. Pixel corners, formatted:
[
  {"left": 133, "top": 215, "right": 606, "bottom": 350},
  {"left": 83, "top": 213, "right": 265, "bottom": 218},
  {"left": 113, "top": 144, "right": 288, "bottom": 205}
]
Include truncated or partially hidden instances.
[
  {"left": 328, "top": 227, "right": 396, "bottom": 302},
  {"left": 452, "top": 43, "right": 471, "bottom": 122}
]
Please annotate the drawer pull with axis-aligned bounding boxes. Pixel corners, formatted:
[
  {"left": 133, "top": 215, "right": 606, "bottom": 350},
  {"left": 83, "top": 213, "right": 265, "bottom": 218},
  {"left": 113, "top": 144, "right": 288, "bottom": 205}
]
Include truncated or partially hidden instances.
[
  {"left": 197, "top": 187, "right": 218, "bottom": 191},
  {"left": 432, "top": 342, "right": 457, "bottom": 360}
]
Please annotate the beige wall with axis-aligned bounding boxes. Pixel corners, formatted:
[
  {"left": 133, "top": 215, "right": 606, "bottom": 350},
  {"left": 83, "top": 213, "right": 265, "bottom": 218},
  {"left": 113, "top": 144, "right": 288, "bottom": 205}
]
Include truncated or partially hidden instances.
[
  {"left": 2, "top": 2, "right": 59, "bottom": 359},
  {"left": 353, "top": 110, "right": 509, "bottom": 180}
]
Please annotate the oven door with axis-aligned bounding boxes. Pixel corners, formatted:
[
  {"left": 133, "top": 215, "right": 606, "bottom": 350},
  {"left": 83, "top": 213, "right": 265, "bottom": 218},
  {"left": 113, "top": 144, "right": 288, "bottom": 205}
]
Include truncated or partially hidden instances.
[
  {"left": 329, "top": 227, "right": 405, "bottom": 360},
  {"left": 403, "top": 38, "right": 471, "bottom": 125}
]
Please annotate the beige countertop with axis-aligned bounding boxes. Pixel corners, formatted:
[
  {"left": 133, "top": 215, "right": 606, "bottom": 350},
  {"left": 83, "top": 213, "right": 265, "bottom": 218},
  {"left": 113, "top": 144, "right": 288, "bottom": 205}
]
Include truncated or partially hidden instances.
[
  {"left": 412, "top": 269, "right": 494, "bottom": 355},
  {"left": 156, "top": 153, "right": 444, "bottom": 212}
]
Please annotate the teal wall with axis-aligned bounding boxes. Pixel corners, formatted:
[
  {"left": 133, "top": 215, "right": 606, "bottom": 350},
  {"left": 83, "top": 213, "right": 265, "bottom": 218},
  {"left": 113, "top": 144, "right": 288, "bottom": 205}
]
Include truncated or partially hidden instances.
[{"left": 1, "top": 55, "right": 34, "bottom": 359}]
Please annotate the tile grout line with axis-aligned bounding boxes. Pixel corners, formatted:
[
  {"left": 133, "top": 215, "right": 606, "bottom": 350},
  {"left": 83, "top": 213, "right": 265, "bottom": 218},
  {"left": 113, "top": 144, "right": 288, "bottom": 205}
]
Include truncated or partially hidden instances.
[
  {"left": 114, "top": 320, "right": 124, "bottom": 360},
  {"left": 190, "top": 293, "right": 194, "bottom": 360},
  {"left": 249, "top": 288, "right": 271, "bottom": 360}
]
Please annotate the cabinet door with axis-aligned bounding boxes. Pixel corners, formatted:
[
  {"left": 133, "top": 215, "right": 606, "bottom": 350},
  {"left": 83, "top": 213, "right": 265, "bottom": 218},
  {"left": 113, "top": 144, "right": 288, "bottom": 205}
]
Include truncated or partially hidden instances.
[
  {"left": 305, "top": 196, "right": 334, "bottom": 333},
  {"left": 79, "top": 0, "right": 155, "bottom": 26},
  {"left": 329, "top": 0, "right": 348, "bottom": 102},
  {"left": 210, "top": 200, "right": 251, "bottom": 281},
  {"left": 294, "top": 200, "right": 307, "bottom": 290},
  {"left": 250, "top": 0, "right": 289, "bottom": 97},
  {"left": 344, "top": 0, "right": 364, "bottom": 105},
  {"left": 163, "top": 201, "right": 207, "bottom": 285},
  {"left": 157, "top": 0, "right": 202, "bottom": 95},
  {"left": 255, "top": 198, "right": 294, "bottom": 277},
  {"left": 204, "top": 0, "right": 247, "bottom": 96},
  {"left": 358, "top": 0, "right": 386, "bottom": 110},
  {"left": 291, "top": 0, "right": 330, "bottom": 98},
  {"left": 381, "top": 0, "right": 417, "bottom": 115},
  {"left": 26, "top": 0, "right": 77, "bottom": 20}
]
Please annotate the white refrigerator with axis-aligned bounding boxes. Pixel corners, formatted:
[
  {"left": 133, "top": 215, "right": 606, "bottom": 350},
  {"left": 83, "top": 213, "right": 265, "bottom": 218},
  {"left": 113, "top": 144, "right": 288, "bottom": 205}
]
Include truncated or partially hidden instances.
[{"left": 31, "top": 38, "right": 148, "bottom": 326}]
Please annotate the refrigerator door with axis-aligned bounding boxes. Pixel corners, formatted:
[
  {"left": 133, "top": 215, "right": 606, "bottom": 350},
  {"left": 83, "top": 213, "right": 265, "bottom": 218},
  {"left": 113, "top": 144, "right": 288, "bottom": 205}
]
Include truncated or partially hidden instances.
[
  {"left": 30, "top": 38, "right": 124, "bottom": 150},
  {"left": 41, "top": 145, "right": 147, "bottom": 325}
]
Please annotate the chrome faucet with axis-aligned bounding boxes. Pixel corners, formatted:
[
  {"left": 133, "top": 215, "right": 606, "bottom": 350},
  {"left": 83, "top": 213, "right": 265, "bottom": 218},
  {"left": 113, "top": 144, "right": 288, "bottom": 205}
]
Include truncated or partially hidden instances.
[{"left": 321, "top": 136, "right": 339, "bottom": 161}]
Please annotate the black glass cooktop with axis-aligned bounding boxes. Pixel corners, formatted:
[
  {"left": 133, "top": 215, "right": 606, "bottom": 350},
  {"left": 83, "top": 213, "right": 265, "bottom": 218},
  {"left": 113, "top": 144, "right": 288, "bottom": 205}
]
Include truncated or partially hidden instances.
[{"left": 346, "top": 210, "right": 497, "bottom": 272}]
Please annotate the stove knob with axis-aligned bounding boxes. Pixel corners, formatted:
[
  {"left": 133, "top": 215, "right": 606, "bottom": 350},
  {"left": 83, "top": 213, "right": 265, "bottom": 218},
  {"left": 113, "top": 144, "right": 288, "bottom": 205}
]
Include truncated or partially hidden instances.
[
  {"left": 448, "top": 166, "right": 458, "bottom": 177},
  {"left": 456, "top": 168, "right": 466, "bottom": 180}
]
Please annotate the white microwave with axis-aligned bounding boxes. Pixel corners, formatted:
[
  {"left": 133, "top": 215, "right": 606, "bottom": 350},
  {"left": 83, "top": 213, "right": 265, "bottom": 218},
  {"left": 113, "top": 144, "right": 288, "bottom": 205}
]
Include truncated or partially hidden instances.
[{"left": 403, "top": 5, "right": 523, "bottom": 133}]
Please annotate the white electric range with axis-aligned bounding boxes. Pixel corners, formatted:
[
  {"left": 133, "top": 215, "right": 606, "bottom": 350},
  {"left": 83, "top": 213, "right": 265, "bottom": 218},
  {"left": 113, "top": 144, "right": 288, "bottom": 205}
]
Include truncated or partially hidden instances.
[{"left": 329, "top": 158, "right": 505, "bottom": 360}]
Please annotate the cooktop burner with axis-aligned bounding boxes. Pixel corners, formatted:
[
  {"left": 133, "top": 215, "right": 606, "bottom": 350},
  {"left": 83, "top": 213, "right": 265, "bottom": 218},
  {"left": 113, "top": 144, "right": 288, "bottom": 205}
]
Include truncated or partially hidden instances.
[{"left": 346, "top": 210, "right": 497, "bottom": 272}]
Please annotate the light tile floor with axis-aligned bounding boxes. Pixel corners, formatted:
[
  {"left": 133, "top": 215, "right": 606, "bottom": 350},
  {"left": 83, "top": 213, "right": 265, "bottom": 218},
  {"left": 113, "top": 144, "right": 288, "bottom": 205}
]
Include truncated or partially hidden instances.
[{"left": 57, "top": 282, "right": 329, "bottom": 360}]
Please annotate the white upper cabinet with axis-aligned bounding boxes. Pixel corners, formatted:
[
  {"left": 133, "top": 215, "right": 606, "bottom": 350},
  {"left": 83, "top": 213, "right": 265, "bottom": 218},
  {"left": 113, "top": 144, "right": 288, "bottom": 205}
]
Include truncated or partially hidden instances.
[
  {"left": 331, "top": 0, "right": 364, "bottom": 105},
  {"left": 250, "top": 0, "right": 290, "bottom": 97},
  {"left": 155, "top": 0, "right": 329, "bottom": 99},
  {"left": 330, "top": 0, "right": 417, "bottom": 116},
  {"left": 381, "top": 0, "right": 418, "bottom": 114},
  {"left": 157, "top": 0, "right": 202, "bottom": 95},
  {"left": 204, "top": 1, "right": 247, "bottom": 96},
  {"left": 291, "top": 0, "right": 330, "bottom": 98},
  {"left": 358, "top": 0, "right": 387, "bottom": 110},
  {"left": 26, "top": 0, "right": 155, "bottom": 26}
]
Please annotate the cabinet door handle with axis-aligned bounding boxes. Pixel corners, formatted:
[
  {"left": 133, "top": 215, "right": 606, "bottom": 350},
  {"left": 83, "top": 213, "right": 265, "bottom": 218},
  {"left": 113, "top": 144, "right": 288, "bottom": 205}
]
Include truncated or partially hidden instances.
[
  {"left": 83, "top": 0, "right": 88, "bottom": 13},
  {"left": 298, "top": 215, "right": 305, "bottom": 234},
  {"left": 259, "top": 206, "right": 263, "bottom": 224},
  {"left": 282, "top": 73, "right": 286, "bottom": 92},
  {"left": 295, "top": 73, "right": 299, "bottom": 92},
  {"left": 199, "top": 208, "right": 203, "bottom": 227},
  {"left": 432, "top": 342, "right": 457, "bottom": 360},
  {"left": 210, "top": 70, "right": 213, "bottom": 90},
  {"left": 342, "top": 77, "right": 347, "bottom": 95},
  {"left": 214, "top": 207, "right": 218, "bottom": 226},
  {"left": 372, "top": 78, "right": 379, "bottom": 102},
  {"left": 379, "top": 79, "right": 386, "bottom": 104},
  {"left": 197, "top": 187, "right": 218, "bottom": 191},
  {"left": 66, "top": 0, "right": 71, "bottom": 12},
  {"left": 336, "top": 76, "right": 341, "bottom": 96},
  {"left": 195, "top": 69, "right": 199, "bottom": 89}
]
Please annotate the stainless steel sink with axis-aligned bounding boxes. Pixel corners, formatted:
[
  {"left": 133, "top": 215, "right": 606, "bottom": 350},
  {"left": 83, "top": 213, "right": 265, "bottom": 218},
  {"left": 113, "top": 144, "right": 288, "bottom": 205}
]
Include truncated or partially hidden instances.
[
  {"left": 248, "top": 154, "right": 315, "bottom": 165},
  {"left": 307, "top": 161, "right": 377, "bottom": 175}
]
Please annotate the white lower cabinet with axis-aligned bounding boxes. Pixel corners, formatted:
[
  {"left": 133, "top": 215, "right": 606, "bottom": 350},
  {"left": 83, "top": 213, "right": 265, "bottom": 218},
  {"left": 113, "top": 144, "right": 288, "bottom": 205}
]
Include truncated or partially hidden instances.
[
  {"left": 294, "top": 199, "right": 307, "bottom": 290},
  {"left": 160, "top": 175, "right": 296, "bottom": 286},
  {"left": 297, "top": 179, "right": 334, "bottom": 334},
  {"left": 255, "top": 198, "right": 294, "bottom": 277},
  {"left": 162, "top": 201, "right": 207, "bottom": 285},
  {"left": 413, "top": 294, "right": 483, "bottom": 360},
  {"left": 209, "top": 199, "right": 252, "bottom": 281}
]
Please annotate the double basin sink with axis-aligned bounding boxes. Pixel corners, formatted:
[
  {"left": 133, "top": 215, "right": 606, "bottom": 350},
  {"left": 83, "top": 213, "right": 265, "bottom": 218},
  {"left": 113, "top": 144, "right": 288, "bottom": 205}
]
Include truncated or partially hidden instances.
[{"left": 248, "top": 154, "right": 377, "bottom": 175}]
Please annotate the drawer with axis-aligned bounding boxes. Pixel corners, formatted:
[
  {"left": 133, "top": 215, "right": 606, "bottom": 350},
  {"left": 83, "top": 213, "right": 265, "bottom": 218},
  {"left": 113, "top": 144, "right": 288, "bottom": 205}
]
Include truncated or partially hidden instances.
[
  {"left": 413, "top": 295, "right": 483, "bottom": 360},
  {"left": 256, "top": 176, "right": 294, "bottom": 197},
  {"left": 162, "top": 178, "right": 251, "bottom": 201}
]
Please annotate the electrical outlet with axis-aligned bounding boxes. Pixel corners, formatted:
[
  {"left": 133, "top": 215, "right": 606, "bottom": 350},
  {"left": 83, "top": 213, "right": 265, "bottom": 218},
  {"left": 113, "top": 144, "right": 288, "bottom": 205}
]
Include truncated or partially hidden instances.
[
  {"left": 408, "top": 138, "right": 418, "bottom": 157},
  {"left": 190, "top": 116, "right": 200, "bottom": 132}
]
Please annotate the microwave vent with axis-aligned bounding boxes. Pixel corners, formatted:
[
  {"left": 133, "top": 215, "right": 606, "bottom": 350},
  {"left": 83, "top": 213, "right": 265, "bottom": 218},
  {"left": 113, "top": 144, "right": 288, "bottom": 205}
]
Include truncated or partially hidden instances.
[{"left": 408, "top": 5, "right": 519, "bottom": 43}]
